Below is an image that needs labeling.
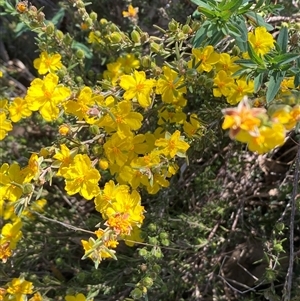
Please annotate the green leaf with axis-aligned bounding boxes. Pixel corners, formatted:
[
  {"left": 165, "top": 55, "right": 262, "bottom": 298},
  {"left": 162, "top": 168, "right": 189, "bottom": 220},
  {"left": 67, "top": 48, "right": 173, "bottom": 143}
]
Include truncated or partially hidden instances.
[
  {"left": 254, "top": 73, "right": 264, "bottom": 92},
  {"left": 192, "top": 21, "right": 210, "bottom": 47},
  {"left": 72, "top": 41, "right": 93, "bottom": 59},
  {"left": 247, "top": 41, "right": 265, "bottom": 66},
  {"left": 190, "top": 0, "right": 212, "bottom": 9},
  {"left": 50, "top": 7, "right": 65, "bottom": 26},
  {"left": 245, "top": 11, "right": 274, "bottom": 31},
  {"left": 271, "top": 53, "right": 300, "bottom": 66},
  {"left": 295, "top": 73, "right": 300, "bottom": 88},
  {"left": 234, "top": 59, "right": 257, "bottom": 67},
  {"left": 220, "top": 0, "right": 244, "bottom": 12},
  {"left": 197, "top": 6, "right": 216, "bottom": 19},
  {"left": 276, "top": 26, "right": 288, "bottom": 53},
  {"left": 266, "top": 71, "right": 285, "bottom": 103},
  {"left": 14, "top": 22, "right": 29, "bottom": 37}
]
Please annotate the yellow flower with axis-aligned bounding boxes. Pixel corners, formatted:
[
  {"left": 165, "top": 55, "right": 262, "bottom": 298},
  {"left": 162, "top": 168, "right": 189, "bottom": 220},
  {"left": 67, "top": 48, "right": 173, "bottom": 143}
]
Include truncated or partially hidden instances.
[
  {"left": 53, "top": 144, "right": 75, "bottom": 176},
  {"left": 26, "top": 73, "right": 71, "bottom": 121},
  {"left": 0, "top": 71, "right": 3, "bottom": 77},
  {"left": 157, "top": 106, "right": 186, "bottom": 125},
  {"left": 29, "top": 292, "right": 43, "bottom": 301},
  {"left": 222, "top": 97, "right": 266, "bottom": 138},
  {"left": 117, "top": 53, "right": 140, "bottom": 74},
  {"left": 248, "top": 26, "right": 275, "bottom": 56},
  {"left": 156, "top": 66, "right": 187, "bottom": 106},
  {"left": 0, "top": 111, "right": 12, "bottom": 140},
  {"left": 7, "top": 278, "right": 33, "bottom": 301},
  {"left": 0, "top": 242, "right": 12, "bottom": 263},
  {"left": 215, "top": 53, "right": 240, "bottom": 74},
  {"left": 226, "top": 78, "right": 254, "bottom": 105},
  {"left": 65, "top": 293, "right": 90, "bottom": 301},
  {"left": 58, "top": 124, "right": 70, "bottom": 136},
  {"left": 105, "top": 190, "right": 145, "bottom": 235},
  {"left": 236, "top": 122, "right": 285, "bottom": 154},
  {"left": 1, "top": 219, "right": 22, "bottom": 249},
  {"left": 103, "top": 133, "right": 132, "bottom": 167},
  {"left": 189, "top": 46, "right": 220, "bottom": 72},
  {"left": 122, "top": 4, "right": 138, "bottom": 19},
  {"left": 60, "top": 154, "right": 101, "bottom": 200},
  {"left": 33, "top": 52, "right": 63, "bottom": 75},
  {"left": 88, "top": 32, "right": 101, "bottom": 44},
  {"left": 94, "top": 180, "right": 129, "bottom": 215},
  {"left": 155, "top": 130, "right": 190, "bottom": 158},
  {"left": 103, "top": 61, "right": 123, "bottom": 85},
  {"left": 183, "top": 114, "right": 203, "bottom": 138},
  {"left": 120, "top": 70, "right": 156, "bottom": 108},
  {"left": 98, "top": 100, "right": 143, "bottom": 139},
  {"left": 64, "top": 86, "right": 95, "bottom": 121},
  {"left": 8, "top": 97, "right": 32, "bottom": 122},
  {"left": 21, "top": 153, "right": 40, "bottom": 182},
  {"left": 213, "top": 70, "right": 234, "bottom": 97},
  {"left": 0, "top": 162, "right": 25, "bottom": 202}
]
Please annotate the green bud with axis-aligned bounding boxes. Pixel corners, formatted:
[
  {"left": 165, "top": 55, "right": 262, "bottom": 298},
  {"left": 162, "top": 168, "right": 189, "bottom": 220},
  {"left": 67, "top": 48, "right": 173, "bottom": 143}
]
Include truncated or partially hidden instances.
[
  {"left": 274, "top": 243, "right": 284, "bottom": 253},
  {"left": 23, "top": 183, "right": 34, "bottom": 195},
  {"left": 142, "top": 277, "right": 153, "bottom": 288},
  {"left": 148, "top": 236, "right": 158, "bottom": 245},
  {"left": 109, "top": 23, "right": 118, "bottom": 32},
  {"left": 90, "top": 11, "right": 97, "bottom": 21},
  {"left": 45, "top": 22, "right": 55, "bottom": 35},
  {"left": 89, "top": 125, "right": 100, "bottom": 135},
  {"left": 198, "top": 74, "right": 207, "bottom": 85},
  {"left": 186, "top": 68, "right": 198, "bottom": 80},
  {"left": 182, "top": 24, "right": 191, "bottom": 34},
  {"left": 150, "top": 42, "right": 161, "bottom": 53},
  {"left": 138, "top": 248, "right": 148, "bottom": 257},
  {"left": 147, "top": 223, "right": 157, "bottom": 232},
  {"left": 55, "top": 30, "right": 64, "bottom": 40},
  {"left": 75, "top": 76, "right": 83, "bottom": 84},
  {"left": 152, "top": 264, "right": 161, "bottom": 273},
  {"left": 78, "top": 144, "right": 88, "bottom": 154},
  {"left": 130, "top": 288, "right": 143, "bottom": 300},
  {"left": 159, "top": 232, "right": 168, "bottom": 239},
  {"left": 191, "top": 20, "right": 201, "bottom": 32},
  {"left": 63, "top": 33, "right": 73, "bottom": 45},
  {"left": 92, "top": 145, "right": 103, "bottom": 156},
  {"left": 76, "top": 49, "right": 85, "bottom": 59},
  {"left": 140, "top": 32, "right": 149, "bottom": 43},
  {"left": 231, "top": 45, "right": 240, "bottom": 56},
  {"left": 204, "top": 78, "right": 214, "bottom": 89},
  {"left": 295, "top": 23, "right": 300, "bottom": 30},
  {"left": 84, "top": 18, "right": 93, "bottom": 28},
  {"left": 161, "top": 238, "right": 170, "bottom": 246},
  {"left": 168, "top": 19, "right": 178, "bottom": 31},
  {"left": 276, "top": 222, "right": 285, "bottom": 232},
  {"left": 131, "top": 30, "right": 141, "bottom": 43},
  {"left": 110, "top": 32, "right": 122, "bottom": 43},
  {"left": 141, "top": 56, "right": 152, "bottom": 68},
  {"left": 176, "top": 31, "right": 186, "bottom": 41}
]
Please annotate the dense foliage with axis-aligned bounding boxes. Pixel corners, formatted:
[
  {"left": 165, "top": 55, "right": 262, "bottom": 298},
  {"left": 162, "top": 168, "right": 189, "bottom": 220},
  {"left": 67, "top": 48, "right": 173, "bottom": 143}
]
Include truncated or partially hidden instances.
[{"left": 1, "top": 0, "right": 300, "bottom": 300}]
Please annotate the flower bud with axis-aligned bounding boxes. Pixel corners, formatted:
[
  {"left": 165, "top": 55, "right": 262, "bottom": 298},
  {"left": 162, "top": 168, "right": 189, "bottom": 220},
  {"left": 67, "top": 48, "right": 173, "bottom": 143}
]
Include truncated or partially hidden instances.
[
  {"left": 150, "top": 42, "right": 161, "bottom": 53},
  {"left": 89, "top": 125, "right": 100, "bottom": 135},
  {"left": 141, "top": 56, "right": 152, "bottom": 68},
  {"left": 182, "top": 24, "right": 191, "bottom": 34},
  {"left": 63, "top": 33, "right": 73, "bottom": 45},
  {"left": 16, "top": 1, "right": 27, "bottom": 13},
  {"left": 142, "top": 277, "right": 153, "bottom": 288},
  {"left": 55, "top": 30, "right": 64, "bottom": 40},
  {"left": 76, "top": 49, "right": 85, "bottom": 59},
  {"left": 191, "top": 20, "right": 201, "bottom": 32},
  {"left": 23, "top": 183, "right": 34, "bottom": 195},
  {"left": 130, "top": 288, "right": 143, "bottom": 300},
  {"left": 110, "top": 32, "right": 122, "bottom": 43},
  {"left": 46, "top": 22, "right": 55, "bottom": 35},
  {"left": 185, "top": 68, "right": 198, "bottom": 80},
  {"left": 59, "top": 124, "right": 70, "bottom": 136},
  {"left": 98, "top": 158, "right": 109, "bottom": 170},
  {"left": 90, "top": 11, "right": 98, "bottom": 21},
  {"left": 131, "top": 30, "right": 141, "bottom": 43},
  {"left": 37, "top": 12, "right": 45, "bottom": 23},
  {"left": 168, "top": 19, "right": 178, "bottom": 31}
]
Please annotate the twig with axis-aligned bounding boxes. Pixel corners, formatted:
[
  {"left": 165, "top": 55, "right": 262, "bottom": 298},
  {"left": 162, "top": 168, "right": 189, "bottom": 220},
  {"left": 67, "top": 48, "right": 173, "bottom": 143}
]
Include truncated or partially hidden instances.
[{"left": 282, "top": 137, "right": 300, "bottom": 301}]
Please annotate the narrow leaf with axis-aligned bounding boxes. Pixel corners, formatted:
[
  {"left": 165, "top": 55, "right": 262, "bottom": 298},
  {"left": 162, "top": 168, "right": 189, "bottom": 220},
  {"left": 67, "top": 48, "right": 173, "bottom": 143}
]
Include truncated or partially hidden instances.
[
  {"left": 266, "top": 71, "right": 285, "bottom": 103},
  {"left": 277, "top": 26, "right": 288, "bottom": 53}
]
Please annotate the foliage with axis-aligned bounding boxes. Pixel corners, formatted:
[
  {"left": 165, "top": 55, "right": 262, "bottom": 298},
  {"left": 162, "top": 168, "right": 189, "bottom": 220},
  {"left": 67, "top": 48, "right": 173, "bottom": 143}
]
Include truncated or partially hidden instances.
[{"left": 1, "top": 0, "right": 300, "bottom": 300}]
